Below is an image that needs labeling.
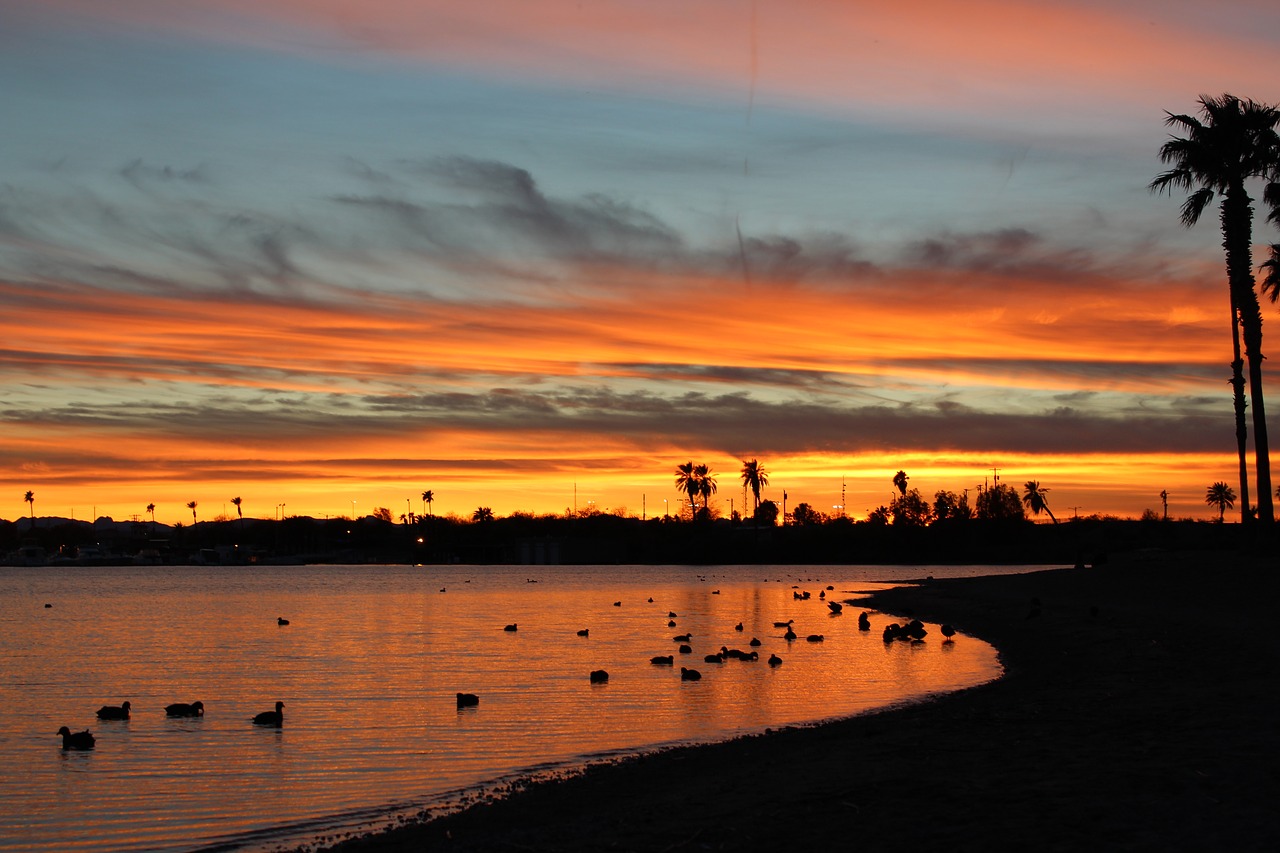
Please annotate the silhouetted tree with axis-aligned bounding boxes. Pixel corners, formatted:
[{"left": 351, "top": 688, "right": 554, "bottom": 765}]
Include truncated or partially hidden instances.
[
  {"left": 695, "top": 463, "right": 717, "bottom": 513},
  {"left": 975, "top": 484, "right": 1025, "bottom": 521},
  {"left": 791, "top": 502, "right": 823, "bottom": 526},
  {"left": 422, "top": 489, "right": 434, "bottom": 516},
  {"left": 1152, "top": 93, "right": 1279, "bottom": 524},
  {"left": 146, "top": 502, "right": 156, "bottom": 525},
  {"left": 740, "top": 459, "right": 768, "bottom": 513},
  {"left": 231, "top": 496, "right": 242, "bottom": 521},
  {"left": 23, "top": 490, "right": 34, "bottom": 520},
  {"left": 932, "top": 489, "right": 972, "bottom": 522},
  {"left": 372, "top": 506, "right": 394, "bottom": 523},
  {"left": 890, "top": 488, "right": 932, "bottom": 527},
  {"left": 892, "top": 470, "right": 909, "bottom": 497},
  {"left": 865, "top": 505, "right": 890, "bottom": 526},
  {"left": 187, "top": 500, "right": 198, "bottom": 524},
  {"left": 472, "top": 506, "right": 494, "bottom": 522},
  {"left": 674, "top": 461, "right": 699, "bottom": 520},
  {"left": 753, "top": 499, "right": 779, "bottom": 526},
  {"left": 1159, "top": 489, "right": 1169, "bottom": 521},
  {"left": 1022, "top": 481, "right": 1058, "bottom": 524},
  {"left": 1205, "top": 481, "right": 1236, "bottom": 522}
]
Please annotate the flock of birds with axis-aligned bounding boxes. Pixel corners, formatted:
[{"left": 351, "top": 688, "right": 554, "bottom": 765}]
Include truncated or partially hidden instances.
[
  {"left": 57, "top": 698, "right": 283, "bottom": 751},
  {"left": 452, "top": 585, "right": 959, "bottom": 707},
  {"left": 59, "top": 594, "right": 961, "bottom": 746},
  {"left": 57, "top": 616, "right": 299, "bottom": 750}
]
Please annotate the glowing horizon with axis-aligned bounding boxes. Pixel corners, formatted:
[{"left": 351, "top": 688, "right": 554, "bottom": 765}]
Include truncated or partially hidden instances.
[{"left": 3, "top": 1, "right": 1278, "bottom": 528}]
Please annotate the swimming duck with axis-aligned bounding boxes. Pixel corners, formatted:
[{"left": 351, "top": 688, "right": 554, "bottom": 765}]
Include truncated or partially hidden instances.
[
  {"left": 749, "top": 637, "right": 761, "bottom": 647},
  {"left": 650, "top": 655, "right": 674, "bottom": 665},
  {"left": 672, "top": 633, "right": 692, "bottom": 642},
  {"left": 277, "top": 617, "right": 290, "bottom": 626},
  {"left": 96, "top": 701, "right": 131, "bottom": 720},
  {"left": 576, "top": 628, "right": 589, "bottom": 637},
  {"left": 589, "top": 669, "right": 609, "bottom": 683},
  {"left": 783, "top": 627, "right": 797, "bottom": 641},
  {"left": 678, "top": 644, "right": 693, "bottom": 654},
  {"left": 165, "top": 701, "right": 204, "bottom": 717},
  {"left": 827, "top": 601, "right": 843, "bottom": 614},
  {"left": 858, "top": 612, "right": 871, "bottom": 631},
  {"left": 253, "top": 701, "right": 284, "bottom": 726},
  {"left": 767, "top": 654, "right": 782, "bottom": 666},
  {"left": 680, "top": 667, "right": 702, "bottom": 681},
  {"left": 734, "top": 622, "right": 744, "bottom": 631},
  {"left": 772, "top": 619, "right": 793, "bottom": 628},
  {"left": 806, "top": 634, "right": 825, "bottom": 642},
  {"left": 503, "top": 623, "right": 518, "bottom": 632},
  {"left": 57, "top": 727, "right": 95, "bottom": 750},
  {"left": 456, "top": 693, "right": 480, "bottom": 707}
]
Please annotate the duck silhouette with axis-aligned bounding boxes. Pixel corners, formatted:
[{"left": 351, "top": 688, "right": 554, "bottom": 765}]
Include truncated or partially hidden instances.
[
  {"left": 672, "top": 633, "right": 692, "bottom": 642},
  {"left": 165, "top": 701, "right": 204, "bottom": 717},
  {"left": 277, "top": 617, "right": 290, "bottom": 626},
  {"left": 576, "top": 628, "right": 589, "bottom": 637},
  {"left": 941, "top": 624, "right": 957, "bottom": 642},
  {"left": 57, "top": 727, "right": 95, "bottom": 750},
  {"left": 96, "top": 701, "right": 131, "bottom": 720},
  {"left": 253, "top": 701, "right": 284, "bottom": 726},
  {"left": 456, "top": 692, "right": 480, "bottom": 707},
  {"left": 650, "top": 655, "right": 674, "bottom": 665},
  {"left": 767, "top": 654, "right": 783, "bottom": 666},
  {"left": 858, "top": 612, "right": 871, "bottom": 631},
  {"left": 589, "top": 669, "right": 609, "bottom": 683},
  {"left": 680, "top": 667, "right": 702, "bottom": 681},
  {"left": 783, "top": 627, "right": 797, "bottom": 641},
  {"left": 503, "top": 623, "right": 518, "bottom": 632}
]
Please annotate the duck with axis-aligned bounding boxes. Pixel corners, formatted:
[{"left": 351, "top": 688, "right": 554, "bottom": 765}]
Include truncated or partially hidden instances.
[
  {"left": 827, "top": 601, "right": 843, "bottom": 614},
  {"left": 277, "top": 617, "right": 290, "bottom": 626},
  {"left": 613, "top": 601, "right": 622, "bottom": 607},
  {"left": 165, "top": 701, "right": 204, "bottom": 717},
  {"left": 783, "top": 627, "right": 797, "bottom": 641},
  {"left": 677, "top": 643, "right": 693, "bottom": 654},
  {"left": 858, "top": 612, "right": 871, "bottom": 631},
  {"left": 941, "top": 624, "right": 957, "bottom": 642},
  {"left": 748, "top": 637, "right": 761, "bottom": 647},
  {"left": 650, "top": 655, "right": 674, "bottom": 665},
  {"left": 668, "top": 620, "right": 677, "bottom": 627},
  {"left": 667, "top": 611, "right": 677, "bottom": 618},
  {"left": 503, "top": 623, "right": 518, "bottom": 632},
  {"left": 456, "top": 692, "right": 480, "bottom": 708},
  {"left": 96, "top": 701, "right": 131, "bottom": 720},
  {"left": 589, "top": 669, "right": 609, "bottom": 683},
  {"left": 704, "top": 653, "right": 724, "bottom": 663},
  {"left": 576, "top": 628, "right": 589, "bottom": 637},
  {"left": 806, "top": 634, "right": 825, "bottom": 642},
  {"left": 672, "top": 633, "right": 692, "bottom": 643},
  {"left": 772, "top": 619, "right": 793, "bottom": 628},
  {"left": 253, "top": 701, "right": 284, "bottom": 726},
  {"left": 57, "top": 727, "right": 95, "bottom": 750},
  {"left": 734, "top": 622, "right": 744, "bottom": 632},
  {"left": 680, "top": 667, "right": 702, "bottom": 681},
  {"left": 767, "top": 654, "right": 782, "bottom": 666}
]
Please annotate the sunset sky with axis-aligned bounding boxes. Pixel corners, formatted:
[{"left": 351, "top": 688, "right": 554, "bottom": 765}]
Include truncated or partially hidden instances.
[{"left": 4, "top": 0, "right": 1280, "bottom": 525}]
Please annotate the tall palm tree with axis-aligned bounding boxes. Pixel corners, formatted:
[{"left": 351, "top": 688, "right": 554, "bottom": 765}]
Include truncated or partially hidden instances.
[
  {"left": 24, "top": 490, "right": 34, "bottom": 520},
  {"left": 1205, "top": 481, "right": 1236, "bottom": 522},
  {"left": 146, "top": 502, "right": 156, "bottom": 533},
  {"left": 231, "top": 496, "right": 242, "bottom": 521},
  {"left": 422, "top": 490, "right": 434, "bottom": 516},
  {"left": 1022, "top": 481, "right": 1058, "bottom": 524},
  {"left": 472, "top": 506, "right": 494, "bottom": 522},
  {"left": 1151, "top": 93, "right": 1279, "bottom": 525},
  {"left": 739, "top": 459, "right": 768, "bottom": 513},
  {"left": 695, "top": 463, "right": 717, "bottom": 514},
  {"left": 187, "top": 500, "right": 198, "bottom": 525},
  {"left": 674, "top": 461, "right": 699, "bottom": 520},
  {"left": 892, "top": 470, "right": 909, "bottom": 497}
]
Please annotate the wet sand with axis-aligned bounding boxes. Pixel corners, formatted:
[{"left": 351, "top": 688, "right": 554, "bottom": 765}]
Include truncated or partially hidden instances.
[{"left": 322, "top": 550, "right": 1278, "bottom": 851}]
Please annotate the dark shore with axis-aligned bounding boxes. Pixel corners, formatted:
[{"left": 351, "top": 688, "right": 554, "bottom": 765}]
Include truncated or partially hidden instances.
[{"left": 322, "top": 550, "right": 1278, "bottom": 852}]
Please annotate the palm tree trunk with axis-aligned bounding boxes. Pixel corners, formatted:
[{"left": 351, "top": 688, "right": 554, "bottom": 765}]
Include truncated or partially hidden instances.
[
  {"left": 1223, "top": 186, "right": 1275, "bottom": 524},
  {"left": 1229, "top": 299, "right": 1251, "bottom": 525}
]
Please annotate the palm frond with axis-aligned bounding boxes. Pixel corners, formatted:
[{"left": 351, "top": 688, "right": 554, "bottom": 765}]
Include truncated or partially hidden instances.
[
  {"left": 1261, "top": 245, "right": 1280, "bottom": 303},
  {"left": 1179, "top": 187, "right": 1215, "bottom": 227}
]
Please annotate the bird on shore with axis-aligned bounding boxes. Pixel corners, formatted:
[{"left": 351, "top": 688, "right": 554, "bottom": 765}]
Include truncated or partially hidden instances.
[
  {"left": 96, "top": 701, "right": 131, "bottom": 720},
  {"left": 165, "top": 701, "right": 204, "bottom": 717},
  {"left": 57, "top": 727, "right": 95, "bottom": 750},
  {"left": 253, "top": 701, "right": 284, "bottom": 726},
  {"left": 456, "top": 693, "right": 479, "bottom": 707},
  {"left": 941, "top": 624, "right": 957, "bottom": 642}
]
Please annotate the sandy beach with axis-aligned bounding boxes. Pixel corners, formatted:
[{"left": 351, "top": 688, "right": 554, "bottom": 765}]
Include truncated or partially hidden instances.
[{"left": 322, "top": 549, "right": 1278, "bottom": 851}]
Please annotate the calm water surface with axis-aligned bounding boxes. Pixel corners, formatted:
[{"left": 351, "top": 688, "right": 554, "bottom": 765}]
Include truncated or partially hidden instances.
[{"left": 0, "top": 563, "right": 1043, "bottom": 852}]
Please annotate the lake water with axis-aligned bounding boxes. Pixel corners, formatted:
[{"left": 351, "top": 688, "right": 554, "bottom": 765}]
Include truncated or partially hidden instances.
[{"left": 0, "top": 563, "right": 1040, "bottom": 852}]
